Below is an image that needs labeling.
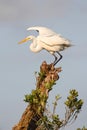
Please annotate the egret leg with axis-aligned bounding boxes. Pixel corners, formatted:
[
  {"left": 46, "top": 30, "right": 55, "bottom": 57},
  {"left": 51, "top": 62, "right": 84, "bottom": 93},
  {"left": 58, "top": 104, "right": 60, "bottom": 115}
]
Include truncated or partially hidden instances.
[
  {"left": 53, "top": 51, "right": 63, "bottom": 65},
  {"left": 53, "top": 53, "right": 57, "bottom": 65}
]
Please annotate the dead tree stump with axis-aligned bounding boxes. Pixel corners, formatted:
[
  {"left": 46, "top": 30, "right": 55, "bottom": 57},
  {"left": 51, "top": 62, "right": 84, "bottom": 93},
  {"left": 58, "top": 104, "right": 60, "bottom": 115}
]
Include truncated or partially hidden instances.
[{"left": 12, "top": 61, "right": 61, "bottom": 130}]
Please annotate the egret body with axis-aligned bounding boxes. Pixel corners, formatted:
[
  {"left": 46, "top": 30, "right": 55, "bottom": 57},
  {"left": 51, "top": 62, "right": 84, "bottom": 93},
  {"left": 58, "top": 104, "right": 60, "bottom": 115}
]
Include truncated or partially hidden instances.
[{"left": 19, "top": 26, "right": 71, "bottom": 65}]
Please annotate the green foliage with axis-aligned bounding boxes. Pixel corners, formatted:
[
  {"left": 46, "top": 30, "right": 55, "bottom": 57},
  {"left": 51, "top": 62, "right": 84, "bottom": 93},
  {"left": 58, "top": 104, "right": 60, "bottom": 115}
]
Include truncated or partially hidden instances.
[
  {"left": 24, "top": 89, "right": 48, "bottom": 113},
  {"left": 36, "top": 89, "right": 84, "bottom": 129},
  {"left": 24, "top": 89, "right": 41, "bottom": 104},
  {"left": 37, "top": 115, "right": 54, "bottom": 130},
  {"left": 52, "top": 114, "right": 63, "bottom": 127},
  {"left": 24, "top": 88, "right": 84, "bottom": 129},
  {"left": 65, "top": 89, "right": 83, "bottom": 112},
  {"left": 38, "top": 71, "right": 46, "bottom": 81},
  {"left": 38, "top": 71, "right": 56, "bottom": 91},
  {"left": 45, "top": 80, "right": 56, "bottom": 91},
  {"left": 37, "top": 95, "right": 62, "bottom": 130},
  {"left": 61, "top": 89, "right": 84, "bottom": 127},
  {"left": 37, "top": 114, "right": 62, "bottom": 130},
  {"left": 24, "top": 66, "right": 84, "bottom": 130},
  {"left": 77, "top": 126, "right": 87, "bottom": 130},
  {"left": 24, "top": 69, "right": 57, "bottom": 113}
]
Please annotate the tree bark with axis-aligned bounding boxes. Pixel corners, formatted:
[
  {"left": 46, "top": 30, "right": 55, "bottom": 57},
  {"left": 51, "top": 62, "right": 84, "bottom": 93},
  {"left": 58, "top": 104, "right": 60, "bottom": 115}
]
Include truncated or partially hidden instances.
[{"left": 12, "top": 61, "right": 61, "bottom": 130}]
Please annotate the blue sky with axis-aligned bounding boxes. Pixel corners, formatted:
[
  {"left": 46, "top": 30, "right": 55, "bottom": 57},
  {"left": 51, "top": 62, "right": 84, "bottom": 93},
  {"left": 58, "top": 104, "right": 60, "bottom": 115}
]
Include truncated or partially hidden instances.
[{"left": 0, "top": 0, "right": 87, "bottom": 130}]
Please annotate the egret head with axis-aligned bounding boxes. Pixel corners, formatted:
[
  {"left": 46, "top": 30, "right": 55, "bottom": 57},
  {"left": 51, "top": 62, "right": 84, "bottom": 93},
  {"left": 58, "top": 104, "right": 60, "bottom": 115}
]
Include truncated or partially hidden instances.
[{"left": 18, "top": 35, "right": 35, "bottom": 44}]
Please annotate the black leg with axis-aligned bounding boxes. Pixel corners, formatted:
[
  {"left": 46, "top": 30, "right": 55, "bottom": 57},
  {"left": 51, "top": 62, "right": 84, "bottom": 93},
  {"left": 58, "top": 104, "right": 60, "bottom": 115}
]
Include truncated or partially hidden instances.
[
  {"left": 53, "top": 51, "right": 63, "bottom": 65},
  {"left": 53, "top": 53, "right": 57, "bottom": 65}
]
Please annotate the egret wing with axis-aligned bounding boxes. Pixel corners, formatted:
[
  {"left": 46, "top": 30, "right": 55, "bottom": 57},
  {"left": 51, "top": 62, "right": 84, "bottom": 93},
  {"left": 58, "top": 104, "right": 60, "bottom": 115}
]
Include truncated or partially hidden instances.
[
  {"left": 27, "top": 26, "right": 70, "bottom": 46},
  {"left": 27, "top": 26, "right": 56, "bottom": 36},
  {"left": 38, "top": 35, "right": 69, "bottom": 46}
]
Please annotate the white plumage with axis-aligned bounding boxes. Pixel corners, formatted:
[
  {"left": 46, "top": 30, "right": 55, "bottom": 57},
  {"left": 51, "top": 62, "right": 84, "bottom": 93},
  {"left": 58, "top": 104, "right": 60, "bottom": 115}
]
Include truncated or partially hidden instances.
[{"left": 19, "top": 26, "right": 71, "bottom": 65}]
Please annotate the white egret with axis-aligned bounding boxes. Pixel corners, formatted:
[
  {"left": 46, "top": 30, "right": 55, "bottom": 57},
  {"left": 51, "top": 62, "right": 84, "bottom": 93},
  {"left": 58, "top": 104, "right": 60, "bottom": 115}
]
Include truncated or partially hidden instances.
[{"left": 19, "top": 26, "right": 71, "bottom": 65}]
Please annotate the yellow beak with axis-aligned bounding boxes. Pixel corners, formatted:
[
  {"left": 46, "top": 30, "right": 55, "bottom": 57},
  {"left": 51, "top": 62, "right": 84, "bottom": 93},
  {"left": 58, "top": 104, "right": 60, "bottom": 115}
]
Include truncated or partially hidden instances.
[{"left": 18, "top": 37, "right": 30, "bottom": 44}]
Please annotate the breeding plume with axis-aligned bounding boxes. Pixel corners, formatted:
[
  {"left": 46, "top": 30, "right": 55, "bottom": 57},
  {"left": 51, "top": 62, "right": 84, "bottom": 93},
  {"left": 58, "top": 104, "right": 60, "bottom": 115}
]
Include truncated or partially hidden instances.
[{"left": 19, "top": 26, "right": 71, "bottom": 65}]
